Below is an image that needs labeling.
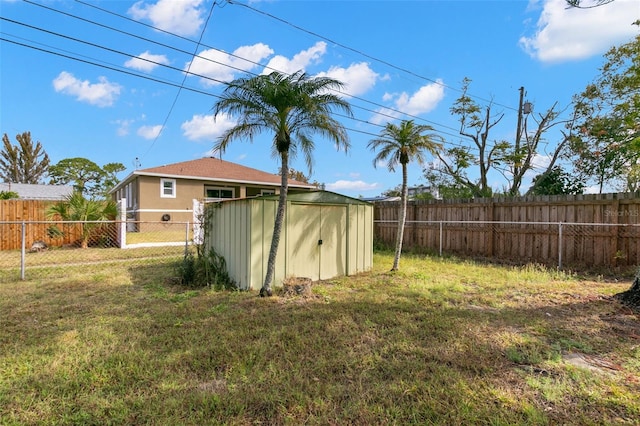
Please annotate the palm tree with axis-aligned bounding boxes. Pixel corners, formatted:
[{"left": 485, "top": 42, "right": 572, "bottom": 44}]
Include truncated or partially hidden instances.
[
  {"left": 368, "top": 120, "right": 442, "bottom": 271},
  {"left": 212, "top": 70, "right": 353, "bottom": 296},
  {"left": 46, "top": 191, "right": 117, "bottom": 249}
]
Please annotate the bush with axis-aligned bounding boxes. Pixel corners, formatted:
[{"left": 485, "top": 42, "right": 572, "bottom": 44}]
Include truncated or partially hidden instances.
[{"left": 178, "top": 247, "right": 235, "bottom": 290}]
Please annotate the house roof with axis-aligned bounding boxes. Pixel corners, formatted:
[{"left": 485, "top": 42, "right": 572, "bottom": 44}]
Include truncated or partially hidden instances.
[
  {"left": 111, "top": 157, "right": 315, "bottom": 193},
  {"left": 0, "top": 183, "right": 74, "bottom": 200}
]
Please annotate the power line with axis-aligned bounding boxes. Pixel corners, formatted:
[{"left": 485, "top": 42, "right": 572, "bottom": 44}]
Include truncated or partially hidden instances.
[
  {"left": 0, "top": 17, "right": 230, "bottom": 86},
  {"left": 0, "top": 37, "right": 221, "bottom": 98},
  {"left": 68, "top": 0, "right": 517, "bottom": 127},
  {"left": 140, "top": 0, "right": 218, "bottom": 161},
  {"left": 225, "top": 0, "right": 519, "bottom": 113},
  {"left": 5, "top": 2, "right": 504, "bottom": 152}
]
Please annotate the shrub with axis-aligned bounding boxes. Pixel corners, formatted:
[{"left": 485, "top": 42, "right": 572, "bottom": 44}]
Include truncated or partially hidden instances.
[{"left": 178, "top": 247, "right": 235, "bottom": 290}]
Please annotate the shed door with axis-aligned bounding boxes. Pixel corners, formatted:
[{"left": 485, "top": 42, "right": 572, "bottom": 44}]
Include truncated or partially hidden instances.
[{"left": 288, "top": 204, "right": 347, "bottom": 281}]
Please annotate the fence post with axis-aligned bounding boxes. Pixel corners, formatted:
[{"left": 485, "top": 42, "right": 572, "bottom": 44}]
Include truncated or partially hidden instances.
[
  {"left": 20, "top": 221, "right": 26, "bottom": 280},
  {"left": 439, "top": 221, "right": 443, "bottom": 257},
  {"left": 558, "top": 222, "right": 563, "bottom": 270},
  {"left": 184, "top": 221, "right": 190, "bottom": 256},
  {"left": 118, "top": 198, "right": 127, "bottom": 249}
]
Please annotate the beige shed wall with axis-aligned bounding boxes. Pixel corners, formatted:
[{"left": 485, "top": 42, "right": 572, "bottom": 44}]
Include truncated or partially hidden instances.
[{"left": 205, "top": 196, "right": 373, "bottom": 291}]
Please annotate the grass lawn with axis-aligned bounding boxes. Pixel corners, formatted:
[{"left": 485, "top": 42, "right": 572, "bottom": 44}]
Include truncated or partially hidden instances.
[{"left": 1, "top": 252, "right": 639, "bottom": 425}]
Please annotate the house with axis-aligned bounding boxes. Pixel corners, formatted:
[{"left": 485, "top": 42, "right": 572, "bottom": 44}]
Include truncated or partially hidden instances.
[
  {"left": 110, "top": 157, "right": 316, "bottom": 226},
  {"left": 408, "top": 185, "right": 438, "bottom": 199},
  {"left": 0, "top": 183, "right": 74, "bottom": 200}
]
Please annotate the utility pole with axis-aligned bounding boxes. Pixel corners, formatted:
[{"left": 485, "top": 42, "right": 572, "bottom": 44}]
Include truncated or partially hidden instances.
[
  {"left": 510, "top": 87, "right": 527, "bottom": 196},
  {"left": 515, "top": 86, "right": 525, "bottom": 152}
]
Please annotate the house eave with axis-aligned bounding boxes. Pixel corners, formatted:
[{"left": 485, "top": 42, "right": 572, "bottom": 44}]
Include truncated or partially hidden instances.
[{"left": 109, "top": 170, "right": 315, "bottom": 194}]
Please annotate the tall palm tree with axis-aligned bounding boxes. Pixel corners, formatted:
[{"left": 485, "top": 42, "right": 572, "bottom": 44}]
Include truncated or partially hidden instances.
[
  {"left": 212, "top": 70, "right": 353, "bottom": 296},
  {"left": 368, "top": 120, "right": 442, "bottom": 271}
]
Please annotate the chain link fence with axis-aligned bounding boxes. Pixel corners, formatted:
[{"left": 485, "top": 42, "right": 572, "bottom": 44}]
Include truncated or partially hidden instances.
[{"left": 0, "top": 220, "right": 196, "bottom": 283}]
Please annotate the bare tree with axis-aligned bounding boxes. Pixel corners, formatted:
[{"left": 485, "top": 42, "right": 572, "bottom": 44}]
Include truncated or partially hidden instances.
[{"left": 0, "top": 131, "right": 50, "bottom": 184}]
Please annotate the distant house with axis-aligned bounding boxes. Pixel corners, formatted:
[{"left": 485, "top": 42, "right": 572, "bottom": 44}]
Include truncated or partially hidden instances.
[
  {"left": 408, "top": 185, "right": 438, "bottom": 199},
  {"left": 362, "top": 185, "right": 438, "bottom": 203},
  {"left": 110, "top": 157, "right": 315, "bottom": 225},
  {"left": 0, "top": 183, "right": 73, "bottom": 200}
]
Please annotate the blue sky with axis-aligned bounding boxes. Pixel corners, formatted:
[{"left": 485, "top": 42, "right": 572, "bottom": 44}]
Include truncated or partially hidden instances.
[{"left": 1, "top": 0, "right": 638, "bottom": 197}]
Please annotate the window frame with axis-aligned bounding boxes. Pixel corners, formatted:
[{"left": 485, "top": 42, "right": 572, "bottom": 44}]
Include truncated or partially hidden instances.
[
  {"left": 204, "top": 186, "right": 235, "bottom": 200},
  {"left": 160, "top": 178, "right": 176, "bottom": 198}
]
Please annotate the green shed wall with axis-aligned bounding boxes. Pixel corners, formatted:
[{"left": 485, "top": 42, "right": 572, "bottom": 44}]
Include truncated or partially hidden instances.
[{"left": 205, "top": 193, "right": 372, "bottom": 291}]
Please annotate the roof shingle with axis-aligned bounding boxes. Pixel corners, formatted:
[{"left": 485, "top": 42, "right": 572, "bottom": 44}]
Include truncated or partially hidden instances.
[{"left": 137, "top": 157, "right": 313, "bottom": 187}]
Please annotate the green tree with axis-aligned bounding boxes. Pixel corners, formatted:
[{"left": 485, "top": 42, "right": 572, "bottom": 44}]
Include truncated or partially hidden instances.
[
  {"left": 212, "top": 70, "right": 352, "bottom": 296},
  {"left": 423, "top": 165, "right": 475, "bottom": 199},
  {"left": 279, "top": 167, "right": 310, "bottom": 183},
  {"left": 49, "top": 157, "right": 125, "bottom": 198},
  {"left": 529, "top": 166, "right": 586, "bottom": 195},
  {"left": 568, "top": 32, "right": 640, "bottom": 193},
  {"left": 0, "top": 132, "right": 50, "bottom": 184},
  {"left": 0, "top": 190, "right": 20, "bottom": 199},
  {"left": 368, "top": 120, "right": 442, "bottom": 271},
  {"left": 46, "top": 191, "right": 117, "bottom": 249},
  {"left": 428, "top": 79, "right": 573, "bottom": 198},
  {"left": 429, "top": 78, "right": 507, "bottom": 198}
]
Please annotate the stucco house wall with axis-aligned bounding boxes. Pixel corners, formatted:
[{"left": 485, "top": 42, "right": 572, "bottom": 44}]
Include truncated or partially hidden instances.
[{"left": 110, "top": 157, "right": 314, "bottom": 231}]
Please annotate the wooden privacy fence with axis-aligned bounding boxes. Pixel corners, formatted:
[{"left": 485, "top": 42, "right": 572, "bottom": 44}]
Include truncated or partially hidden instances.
[
  {"left": 0, "top": 200, "right": 83, "bottom": 250},
  {"left": 374, "top": 192, "right": 640, "bottom": 268}
]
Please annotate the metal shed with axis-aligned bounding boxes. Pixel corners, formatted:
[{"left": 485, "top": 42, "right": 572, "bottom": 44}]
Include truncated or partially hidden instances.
[{"left": 204, "top": 190, "right": 373, "bottom": 290}]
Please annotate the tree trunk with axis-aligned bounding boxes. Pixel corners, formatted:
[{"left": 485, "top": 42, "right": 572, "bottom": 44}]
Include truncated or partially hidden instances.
[
  {"left": 392, "top": 164, "right": 408, "bottom": 271},
  {"left": 261, "top": 151, "right": 289, "bottom": 297},
  {"left": 614, "top": 275, "right": 640, "bottom": 312}
]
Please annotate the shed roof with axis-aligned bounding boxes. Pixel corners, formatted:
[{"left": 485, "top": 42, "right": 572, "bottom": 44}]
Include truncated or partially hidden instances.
[{"left": 222, "top": 190, "right": 371, "bottom": 205}]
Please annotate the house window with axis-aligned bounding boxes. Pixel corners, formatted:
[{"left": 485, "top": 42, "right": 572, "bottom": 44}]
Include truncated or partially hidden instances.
[
  {"left": 261, "top": 189, "right": 275, "bottom": 196},
  {"left": 161, "top": 178, "right": 176, "bottom": 198},
  {"left": 205, "top": 187, "right": 234, "bottom": 199}
]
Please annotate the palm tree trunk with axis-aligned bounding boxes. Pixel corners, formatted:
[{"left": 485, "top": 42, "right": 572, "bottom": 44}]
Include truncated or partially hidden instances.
[
  {"left": 261, "top": 151, "right": 289, "bottom": 296},
  {"left": 392, "top": 164, "right": 408, "bottom": 271}
]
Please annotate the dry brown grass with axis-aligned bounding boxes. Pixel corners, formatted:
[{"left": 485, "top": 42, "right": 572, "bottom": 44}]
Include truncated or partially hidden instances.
[{"left": 1, "top": 252, "right": 639, "bottom": 425}]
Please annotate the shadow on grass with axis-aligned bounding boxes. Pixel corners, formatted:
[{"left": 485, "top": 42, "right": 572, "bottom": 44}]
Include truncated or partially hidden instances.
[{"left": 2, "top": 262, "right": 639, "bottom": 425}]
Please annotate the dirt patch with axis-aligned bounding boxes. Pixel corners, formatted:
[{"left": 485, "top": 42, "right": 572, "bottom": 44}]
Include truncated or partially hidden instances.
[
  {"left": 282, "top": 277, "right": 313, "bottom": 297},
  {"left": 563, "top": 352, "right": 623, "bottom": 374},
  {"left": 196, "top": 379, "right": 227, "bottom": 394}
]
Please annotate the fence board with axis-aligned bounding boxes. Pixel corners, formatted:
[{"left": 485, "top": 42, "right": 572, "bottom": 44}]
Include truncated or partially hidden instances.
[
  {"left": 0, "top": 200, "right": 84, "bottom": 250},
  {"left": 374, "top": 192, "right": 640, "bottom": 268}
]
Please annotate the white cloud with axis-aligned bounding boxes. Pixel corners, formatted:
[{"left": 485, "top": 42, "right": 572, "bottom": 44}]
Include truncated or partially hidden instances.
[
  {"left": 124, "top": 51, "right": 170, "bottom": 72},
  {"left": 316, "top": 62, "right": 379, "bottom": 97},
  {"left": 519, "top": 0, "right": 639, "bottom": 63},
  {"left": 262, "top": 41, "right": 327, "bottom": 75},
  {"left": 137, "top": 125, "right": 163, "bottom": 140},
  {"left": 371, "top": 80, "right": 446, "bottom": 124},
  {"left": 326, "top": 179, "right": 380, "bottom": 192},
  {"left": 52, "top": 71, "right": 121, "bottom": 107},
  {"left": 187, "top": 44, "right": 274, "bottom": 85},
  {"left": 181, "top": 113, "right": 237, "bottom": 141},
  {"left": 114, "top": 119, "right": 134, "bottom": 136},
  {"left": 128, "top": 0, "right": 205, "bottom": 37}
]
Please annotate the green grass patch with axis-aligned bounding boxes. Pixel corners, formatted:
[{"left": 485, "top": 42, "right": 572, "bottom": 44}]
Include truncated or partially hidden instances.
[{"left": 1, "top": 252, "right": 639, "bottom": 425}]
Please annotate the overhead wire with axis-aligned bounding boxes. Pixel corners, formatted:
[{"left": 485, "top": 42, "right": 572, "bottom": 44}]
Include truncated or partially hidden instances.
[
  {"left": 6, "top": 0, "right": 506, "bottom": 152},
  {"left": 139, "top": 0, "right": 218, "bottom": 162},
  {"left": 66, "top": 0, "right": 499, "bottom": 138},
  {"left": 224, "top": 0, "right": 519, "bottom": 113},
  {"left": 0, "top": 36, "right": 219, "bottom": 98}
]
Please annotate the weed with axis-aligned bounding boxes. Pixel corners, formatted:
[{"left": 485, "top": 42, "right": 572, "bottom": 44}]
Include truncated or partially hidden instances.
[{"left": 178, "top": 247, "right": 235, "bottom": 290}]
